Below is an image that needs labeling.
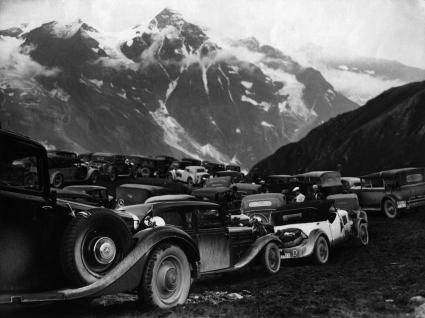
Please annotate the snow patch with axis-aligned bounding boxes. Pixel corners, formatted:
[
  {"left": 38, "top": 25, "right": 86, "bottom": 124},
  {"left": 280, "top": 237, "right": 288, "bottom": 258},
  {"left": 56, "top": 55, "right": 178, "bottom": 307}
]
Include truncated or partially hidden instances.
[
  {"left": 261, "top": 121, "right": 274, "bottom": 128},
  {"left": 49, "top": 86, "right": 70, "bottom": 102},
  {"left": 88, "top": 78, "right": 103, "bottom": 88},
  {"left": 241, "top": 81, "right": 253, "bottom": 89},
  {"left": 117, "top": 90, "right": 127, "bottom": 99},
  {"left": 235, "top": 128, "right": 241, "bottom": 134}
]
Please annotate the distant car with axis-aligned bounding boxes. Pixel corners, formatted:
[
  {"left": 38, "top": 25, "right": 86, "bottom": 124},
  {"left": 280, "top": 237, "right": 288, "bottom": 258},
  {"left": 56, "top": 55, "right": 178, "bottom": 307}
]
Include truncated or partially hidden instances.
[
  {"left": 154, "top": 155, "right": 177, "bottom": 177},
  {"left": 353, "top": 168, "right": 425, "bottom": 219},
  {"left": 241, "top": 193, "right": 368, "bottom": 264},
  {"left": 266, "top": 174, "right": 293, "bottom": 193},
  {"left": 214, "top": 170, "right": 244, "bottom": 183},
  {"left": 191, "top": 176, "right": 233, "bottom": 203},
  {"left": 89, "top": 153, "right": 132, "bottom": 182},
  {"left": 181, "top": 157, "right": 203, "bottom": 166},
  {"left": 341, "top": 177, "right": 361, "bottom": 192},
  {"left": 225, "top": 164, "right": 241, "bottom": 172},
  {"left": 202, "top": 161, "right": 225, "bottom": 175},
  {"left": 60, "top": 185, "right": 114, "bottom": 208},
  {"left": 47, "top": 153, "right": 99, "bottom": 188},
  {"left": 127, "top": 155, "right": 157, "bottom": 178},
  {"left": 132, "top": 201, "right": 282, "bottom": 275},
  {"left": 170, "top": 165, "right": 210, "bottom": 186},
  {"left": 115, "top": 184, "right": 172, "bottom": 207}
]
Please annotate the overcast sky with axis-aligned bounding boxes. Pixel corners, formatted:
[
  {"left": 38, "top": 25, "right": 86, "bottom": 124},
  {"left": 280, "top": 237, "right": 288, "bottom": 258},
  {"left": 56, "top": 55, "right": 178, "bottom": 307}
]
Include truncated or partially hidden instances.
[{"left": 1, "top": 0, "right": 424, "bottom": 68}]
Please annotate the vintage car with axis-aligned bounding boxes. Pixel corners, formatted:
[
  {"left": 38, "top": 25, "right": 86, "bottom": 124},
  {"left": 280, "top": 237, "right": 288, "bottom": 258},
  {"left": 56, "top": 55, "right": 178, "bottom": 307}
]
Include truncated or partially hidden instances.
[
  {"left": 47, "top": 152, "right": 99, "bottom": 188},
  {"left": 181, "top": 157, "right": 203, "bottom": 166},
  {"left": 115, "top": 184, "right": 173, "bottom": 207},
  {"left": 353, "top": 168, "right": 425, "bottom": 219},
  {"left": 154, "top": 155, "right": 177, "bottom": 178},
  {"left": 241, "top": 193, "right": 368, "bottom": 264},
  {"left": 191, "top": 176, "right": 233, "bottom": 203},
  {"left": 60, "top": 185, "right": 115, "bottom": 208},
  {"left": 88, "top": 153, "right": 132, "bottom": 182},
  {"left": 266, "top": 175, "right": 293, "bottom": 193},
  {"left": 169, "top": 165, "right": 210, "bottom": 186},
  {"left": 127, "top": 155, "right": 157, "bottom": 178},
  {"left": 225, "top": 164, "right": 241, "bottom": 172},
  {"left": 341, "top": 177, "right": 361, "bottom": 192},
  {"left": 0, "top": 129, "right": 204, "bottom": 309},
  {"left": 214, "top": 170, "right": 245, "bottom": 183},
  {"left": 124, "top": 200, "right": 282, "bottom": 275},
  {"left": 145, "top": 194, "right": 196, "bottom": 203},
  {"left": 202, "top": 161, "right": 225, "bottom": 175}
]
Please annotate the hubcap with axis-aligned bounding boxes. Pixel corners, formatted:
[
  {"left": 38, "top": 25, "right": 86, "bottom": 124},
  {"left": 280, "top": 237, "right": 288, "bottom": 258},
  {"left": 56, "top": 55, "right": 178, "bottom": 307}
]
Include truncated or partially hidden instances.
[
  {"left": 93, "top": 237, "right": 116, "bottom": 265},
  {"left": 318, "top": 239, "right": 328, "bottom": 262},
  {"left": 156, "top": 257, "right": 182, "bottom": 302},
  {"left": 269, "top": 248, "right": 278, "bottom": 269}
]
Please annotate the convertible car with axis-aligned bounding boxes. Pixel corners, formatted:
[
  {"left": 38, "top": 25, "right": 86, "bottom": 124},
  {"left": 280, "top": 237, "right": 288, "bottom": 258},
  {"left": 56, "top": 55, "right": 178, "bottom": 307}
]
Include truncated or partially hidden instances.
[{"left": 241, "top": 193, "right": 368, "bottom": 264}]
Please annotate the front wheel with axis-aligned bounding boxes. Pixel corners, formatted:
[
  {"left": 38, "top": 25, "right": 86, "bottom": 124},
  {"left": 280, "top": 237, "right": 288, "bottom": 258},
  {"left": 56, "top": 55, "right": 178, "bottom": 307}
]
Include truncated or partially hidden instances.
[
  {"left": 139, "top": 244, "right": 191, "bottom": 309},
  {"left": 358, "top": 222, "right": 369, "bottom": 246},
  {"left": 261, "top": 242, "right": 281, "bottom": 274},
  {"left": 382, "top": 199, "right": 399, "bottom": 219},
  {"left": 313, "top": 235, "right": 329, "bottom": 265}
]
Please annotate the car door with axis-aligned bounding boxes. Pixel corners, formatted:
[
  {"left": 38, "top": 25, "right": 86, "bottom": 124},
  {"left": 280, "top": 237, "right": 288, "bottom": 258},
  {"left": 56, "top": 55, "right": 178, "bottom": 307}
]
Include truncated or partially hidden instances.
[
  {"left": 358, "top": 177, "right": 384, "bottom": 208},
  {"left": 327, "top": 210, "right": 345, "bottom": 245},
  {"left": 195, "top": 207, "right": 231, "bottom": 272}
]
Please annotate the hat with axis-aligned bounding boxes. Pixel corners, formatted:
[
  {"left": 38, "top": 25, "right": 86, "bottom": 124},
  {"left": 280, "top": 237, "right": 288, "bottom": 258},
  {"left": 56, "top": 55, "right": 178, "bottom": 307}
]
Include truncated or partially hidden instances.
[
  {"left": 292, "top": 187, "right": 300, "bottom": 192},
  {"left": 312, "top": 184, "right": 319, "bottom": 189}
]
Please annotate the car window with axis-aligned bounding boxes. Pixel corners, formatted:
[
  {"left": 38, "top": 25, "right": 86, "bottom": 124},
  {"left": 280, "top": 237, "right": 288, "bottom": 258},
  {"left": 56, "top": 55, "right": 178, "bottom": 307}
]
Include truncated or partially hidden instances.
[
  {"left": 198, "top": 208, "right": 223, "bottom": 229},
  {"left": 159, "top": 208, "right": 194, "bottom": 229},
  {"left": 197, "top": 168, "right": 205, "bottom": 173},
  {"left": 116, "top": 188, "right": 150, "bottom": 206},
  {"left": 406, "top": 173, "right": 423, "bottom": 184},
  {"left": 0, "top": 150, "right": 41, "bottom": 191}
]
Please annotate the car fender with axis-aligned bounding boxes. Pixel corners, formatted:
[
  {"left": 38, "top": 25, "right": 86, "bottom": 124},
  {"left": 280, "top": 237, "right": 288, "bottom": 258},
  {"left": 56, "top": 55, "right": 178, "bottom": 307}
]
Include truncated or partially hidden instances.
[
  {"left": 380, "top": 195, "right": 399, "bottom": 208},
  {"left": 300, "top": 229, "right": 330, "bottom": 257},
  {"left": 231, "top": 234, "right": 282, "bottom": 270},
  {"left": 0, "top": 226, "right": 199, "bottom": 305},
  {"left": 86, "top": 167, "right": 98, "bottom": 178}
]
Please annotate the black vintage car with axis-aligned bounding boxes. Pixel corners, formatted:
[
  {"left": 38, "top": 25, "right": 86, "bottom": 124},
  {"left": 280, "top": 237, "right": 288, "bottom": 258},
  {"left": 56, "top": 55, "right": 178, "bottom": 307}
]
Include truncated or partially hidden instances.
[
  {"left": 154, "top": 155, "right": 177, "bottom": 177},
  {"left": 127, "top": 155, "right": 157, "bottom": 178},
  {"left": 202, "top": 161, "right": 225, "bottom": 175},
  {"left": 89, "top": 152, "right": 133, "bottom": 181},
  {"left": 0, "top": 129, "right": 207, "bottom": 309},
  {"left": 58, "top": 185, "right": 115, "bottom": 208},
  {"left": 128, "top": 201, "right": 282, "bottom": 275}
]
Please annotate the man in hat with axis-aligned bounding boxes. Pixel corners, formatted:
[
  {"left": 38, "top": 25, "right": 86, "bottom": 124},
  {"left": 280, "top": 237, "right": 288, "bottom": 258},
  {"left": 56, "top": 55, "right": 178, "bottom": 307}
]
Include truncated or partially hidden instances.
[
  {"left": 311, "top": 184, "right": 324, "bottom": 200},
  {"left": 292, "top": 187, "right": 305, "bottom": 203}
]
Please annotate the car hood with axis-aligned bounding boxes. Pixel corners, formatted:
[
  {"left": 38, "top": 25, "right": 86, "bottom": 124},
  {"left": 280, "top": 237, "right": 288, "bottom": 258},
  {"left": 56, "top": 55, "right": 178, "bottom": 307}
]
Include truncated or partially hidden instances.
[
  {"left": 274, "top": 222, "right": 326, "bottom": 236},
  {"left": 115, "top": 203, "right": 152, "bottom": 220},
  {"left": 192, "top": 186, "right": 229, "bottom": 197}
]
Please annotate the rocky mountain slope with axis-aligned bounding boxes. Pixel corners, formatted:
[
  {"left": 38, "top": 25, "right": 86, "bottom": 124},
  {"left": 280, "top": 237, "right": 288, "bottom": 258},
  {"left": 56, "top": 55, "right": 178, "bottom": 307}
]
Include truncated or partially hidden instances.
[
  {"left": 0, "top": 9, "right": 358, "bottom": 168},
  {"left": 250, "top": 81, "right": 425, "bottom": 177}
]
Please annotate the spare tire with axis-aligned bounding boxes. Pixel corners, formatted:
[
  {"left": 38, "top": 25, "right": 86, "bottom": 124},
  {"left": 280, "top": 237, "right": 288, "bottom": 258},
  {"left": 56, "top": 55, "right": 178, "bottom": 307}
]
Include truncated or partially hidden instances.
[
  {"left": 140, "top": 167, "right": 151, "bottom": 178},
  {"left": 61, "top": 209, "right": 133, "bottom": 286}
]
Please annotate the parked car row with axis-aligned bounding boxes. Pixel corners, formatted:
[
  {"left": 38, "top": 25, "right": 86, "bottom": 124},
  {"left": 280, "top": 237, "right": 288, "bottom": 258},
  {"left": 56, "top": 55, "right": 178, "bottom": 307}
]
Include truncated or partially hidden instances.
[{"left": 264, "top": 168, "right": 425, "bottom": 219}]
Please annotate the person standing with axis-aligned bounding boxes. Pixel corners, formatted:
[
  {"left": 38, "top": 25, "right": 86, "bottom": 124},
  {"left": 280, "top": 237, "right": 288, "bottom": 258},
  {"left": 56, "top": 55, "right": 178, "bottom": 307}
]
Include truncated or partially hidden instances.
[
  {"left": 311, "top": 184, "right": 324, "bottom": 200},
  {"left": 292, "top": 187, "right": 305, "bottom": 203}
]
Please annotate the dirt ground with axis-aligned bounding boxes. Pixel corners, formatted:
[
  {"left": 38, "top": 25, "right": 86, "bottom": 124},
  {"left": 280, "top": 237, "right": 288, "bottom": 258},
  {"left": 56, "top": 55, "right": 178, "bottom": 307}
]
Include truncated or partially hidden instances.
[{"left": 8, "top": 207, "right": 425, "bottom": 318}]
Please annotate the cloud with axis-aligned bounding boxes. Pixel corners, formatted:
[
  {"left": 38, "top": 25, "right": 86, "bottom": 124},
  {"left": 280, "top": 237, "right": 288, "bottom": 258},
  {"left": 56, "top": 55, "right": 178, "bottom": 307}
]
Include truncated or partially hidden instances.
[
  {"left": 0, "top": 0, "right": 423, "bottom": 69},
  {"left": 322, "top": 68, "right": 406, "bottom": 105},
  {"left": 0, "top": 36, "right": 60, "bottom": 89}
]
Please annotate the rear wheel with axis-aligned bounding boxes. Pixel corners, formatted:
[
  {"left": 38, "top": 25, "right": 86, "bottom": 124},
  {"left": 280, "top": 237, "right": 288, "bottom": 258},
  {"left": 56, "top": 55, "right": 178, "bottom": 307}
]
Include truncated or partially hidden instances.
[
  {"left": 52, "top": 173, "right": 64, "bottom": 188},
  {"left": 313, "top": 235, "right": 329, "bottom": 265},
  {"left": 61, "top": 210, "right": 132, "bottom": 286},
  {"left": 382, "top": 199, "right": 398, "bottom": 219},
  {"left": 261, "top": 242, "right": 281, "bottom": 274},
  {"left": 139, "top": 244, "right": 191, "bottom": 309},
  {"left": 359, "top": 222, "right": 369, "bottom": 245}
]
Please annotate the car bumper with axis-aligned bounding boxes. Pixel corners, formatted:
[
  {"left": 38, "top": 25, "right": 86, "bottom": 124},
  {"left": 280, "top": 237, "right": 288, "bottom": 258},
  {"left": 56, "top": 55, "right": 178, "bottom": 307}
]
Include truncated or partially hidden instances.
[{"left": 404, "top": 196, "right": 425, "bottom": 209}]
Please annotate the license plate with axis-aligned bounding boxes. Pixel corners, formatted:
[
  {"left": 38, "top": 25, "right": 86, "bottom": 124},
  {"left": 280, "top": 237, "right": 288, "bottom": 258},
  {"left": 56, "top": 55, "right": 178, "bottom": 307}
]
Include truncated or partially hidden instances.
[
  {"left": 397, "top": 201, "right": 407, "bottom": 208},
  {"left": 281, "top": 252, "right": 292, "bottom": 259}
]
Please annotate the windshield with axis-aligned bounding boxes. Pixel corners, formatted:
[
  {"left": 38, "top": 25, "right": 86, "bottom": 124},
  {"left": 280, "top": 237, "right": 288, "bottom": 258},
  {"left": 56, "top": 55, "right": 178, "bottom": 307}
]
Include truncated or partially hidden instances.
[
  {"left": 205, "top": 177, "right": 231, "bottom": 188},
  {"left": 197, "top": 168, "right": 206, "bottom": 173},
  {"left": 116, "top": 187, "right": 150, "bottom": 206}
]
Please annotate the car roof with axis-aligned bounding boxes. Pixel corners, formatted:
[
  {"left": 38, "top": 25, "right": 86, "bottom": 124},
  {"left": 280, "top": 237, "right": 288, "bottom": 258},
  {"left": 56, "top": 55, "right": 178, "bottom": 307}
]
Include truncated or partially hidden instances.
[
  {"left": 187, "top": 165, "right": 205, "bottom": 169},
  {"left": 63, "top": 185, "right": 107, "bottom": 191},
  {"left": 119, "top": 184, "right": 166, "bottom": 190},
  {"left": 152, "top": 200, "right": 219, "bottom": 210},
  {"left": 242, "top": 193, "right": 285, "bottom": 201},
  {"left": 91, "top": 152, "right": 119, "bottom": 157},
  {"left": 293, "top": 171, "right": 338, "bottom": 178},
  {"left": 145, "top": 194, "right": 196, "bottom": 203},
  {"left": 361, "top": 167, "right": 423, "bottom": 178},
  {"left": 268, "top": 174, "right": 292, "bottom": 178},
  {"left": 0, "top": 128, "right": 45, "bottom": 150}
]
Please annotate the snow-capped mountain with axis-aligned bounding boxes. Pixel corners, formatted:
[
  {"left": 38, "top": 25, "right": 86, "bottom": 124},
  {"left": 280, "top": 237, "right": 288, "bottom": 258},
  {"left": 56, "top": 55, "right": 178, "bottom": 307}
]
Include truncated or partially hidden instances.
[
  {"left": 295, "top": 44, "right": 425, "bottom": 105},
  {"left": 0, "top": 9, "right": 358, "bottom": 169}
]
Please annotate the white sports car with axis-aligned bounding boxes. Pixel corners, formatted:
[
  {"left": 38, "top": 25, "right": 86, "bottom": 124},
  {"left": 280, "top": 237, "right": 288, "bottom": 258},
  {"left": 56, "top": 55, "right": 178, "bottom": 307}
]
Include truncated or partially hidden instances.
[{"left": 241, "top": 193, "right": 369, "bottom": 264}]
